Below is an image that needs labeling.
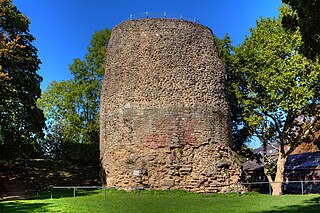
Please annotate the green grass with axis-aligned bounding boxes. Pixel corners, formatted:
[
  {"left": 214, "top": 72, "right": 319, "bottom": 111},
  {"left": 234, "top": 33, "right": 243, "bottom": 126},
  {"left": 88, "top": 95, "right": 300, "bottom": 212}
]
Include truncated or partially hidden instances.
[{"left": 1, "top": 189, "right": 320, "bottom": 213}]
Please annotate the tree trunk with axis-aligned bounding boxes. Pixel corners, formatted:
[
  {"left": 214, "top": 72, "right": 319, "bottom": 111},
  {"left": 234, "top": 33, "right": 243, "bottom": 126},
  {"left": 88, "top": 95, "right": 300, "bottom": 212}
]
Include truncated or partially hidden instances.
[{"left": 271, "top": 152, "right": 287, "bottom": 196}]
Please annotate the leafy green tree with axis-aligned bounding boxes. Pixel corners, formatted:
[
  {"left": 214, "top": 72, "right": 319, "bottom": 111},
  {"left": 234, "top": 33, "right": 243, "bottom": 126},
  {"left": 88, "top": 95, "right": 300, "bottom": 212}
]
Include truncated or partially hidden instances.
[
  {"left": 281, "top": 1, "right": 320, "bottom": 60},
  {"left": 215, "top": 34, "right": 251, "bottom": 151},
  {"left": 38, "top": 29, "right": 111, "bottom": 163},
  {"left": 215, "top": 34, "right": 255, "bottom": 162},
  {"left": 234, "top": 15, "right": 320, "bottom": 195},
  {"left": 0, "top": 0, "right": 44, "bottom": 158}
]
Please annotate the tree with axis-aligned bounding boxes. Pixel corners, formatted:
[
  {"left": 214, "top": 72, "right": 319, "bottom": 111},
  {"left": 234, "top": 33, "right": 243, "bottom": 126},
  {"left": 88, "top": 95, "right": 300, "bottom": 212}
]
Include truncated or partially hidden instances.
[
  {"left": 215, "top": 34, "right": 253, "bottom": 159},
  {"left": 234, "top": 16, "right": 320, "bottom": 195},
  {"left": 38, "top": 29, "right": 111, "bottom": 162},
  {"left": 0, "top": 0, "right": 45, "bottom": 158},
  {"left": 281, "top": 0, "right": 320, "bottom": 60}
]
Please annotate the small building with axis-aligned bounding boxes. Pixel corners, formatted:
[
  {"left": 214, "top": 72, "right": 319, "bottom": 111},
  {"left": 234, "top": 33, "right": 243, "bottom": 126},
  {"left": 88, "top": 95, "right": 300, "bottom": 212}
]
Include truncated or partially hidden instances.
[{"left": 243, "top": 151, "right": 320, "bottom": 193}]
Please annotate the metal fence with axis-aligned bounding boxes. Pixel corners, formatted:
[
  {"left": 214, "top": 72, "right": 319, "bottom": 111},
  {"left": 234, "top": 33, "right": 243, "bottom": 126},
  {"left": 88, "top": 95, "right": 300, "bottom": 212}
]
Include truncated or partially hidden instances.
[
  {"left": 2, "top": 180, "right": 319, "bottom": 201},
  {"left": 50, "top": 185, "right": 206, "bottom": 203},
  {"left": 241, "top": 180, "right": 320, "bottom": 195},
  {"left": 50, "top": 185, "right": 188, "bottom": 201},
  {"left": 128, "top": 12, "right": 201, "bottom": 24},
  {"left": 6, "top": 182, "right": 312, "bottom": 212},
  {"left": 50, "top": 180, "right": 320, "bottom": 201},
  {"left": 50, "top": 186, "right": 106, "bottom": 201}
]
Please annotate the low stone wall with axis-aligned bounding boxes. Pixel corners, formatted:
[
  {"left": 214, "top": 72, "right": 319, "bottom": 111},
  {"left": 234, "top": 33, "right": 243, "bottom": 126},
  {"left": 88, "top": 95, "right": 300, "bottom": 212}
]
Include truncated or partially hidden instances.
[{"left": 100, "top": 18, "right": 243, "bottom": 192}]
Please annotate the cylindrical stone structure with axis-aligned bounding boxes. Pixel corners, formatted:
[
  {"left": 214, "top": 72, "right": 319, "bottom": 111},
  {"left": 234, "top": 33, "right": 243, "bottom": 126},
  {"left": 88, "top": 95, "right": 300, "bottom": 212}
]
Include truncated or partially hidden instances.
[{"left": 100, "top": 18, "right": 242, "bottom": 192}]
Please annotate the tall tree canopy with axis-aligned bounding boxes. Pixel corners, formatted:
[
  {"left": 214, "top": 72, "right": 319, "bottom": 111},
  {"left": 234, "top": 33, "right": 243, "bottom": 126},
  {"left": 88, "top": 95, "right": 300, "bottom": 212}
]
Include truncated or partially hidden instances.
[
  {"left": 282, "top": 0, "right": 320, "bottom": 60},
  {"left": 0, "top": 0, "right": 44, "bottom": 158},
  {"left": 234, "top": 14, "right": 320, "bottom": 195},
  {"left": 38, "top": 29, "right": 110, "bottom": 162},
  {"left": 215, "top": 34, "right": 252, "bottom": 158}
]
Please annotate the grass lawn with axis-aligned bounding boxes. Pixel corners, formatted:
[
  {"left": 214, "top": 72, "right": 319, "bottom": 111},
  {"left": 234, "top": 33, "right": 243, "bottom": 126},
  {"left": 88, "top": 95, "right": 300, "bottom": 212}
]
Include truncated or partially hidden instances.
[{"left": 1, "top": 189, "right": 320, "bottom": 213}]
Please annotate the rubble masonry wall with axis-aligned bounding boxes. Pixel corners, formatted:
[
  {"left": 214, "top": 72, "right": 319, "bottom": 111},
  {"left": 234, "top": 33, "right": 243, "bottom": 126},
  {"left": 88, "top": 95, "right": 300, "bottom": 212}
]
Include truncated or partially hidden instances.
[{"left": 100, "top": 18, "right": 242, "bottom": 192}]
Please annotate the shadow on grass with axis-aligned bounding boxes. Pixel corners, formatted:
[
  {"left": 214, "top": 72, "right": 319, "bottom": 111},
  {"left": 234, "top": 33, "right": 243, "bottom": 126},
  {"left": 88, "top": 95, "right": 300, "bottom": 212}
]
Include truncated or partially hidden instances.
[
  {"left": 0, "top": 189, "right": 102, "bottom": 213},
  {"left": 0, "top": 201, "right": 50, "bottom": 213},
  {"left": 255, "top": 196, "right": 320, "bottom": 213}
]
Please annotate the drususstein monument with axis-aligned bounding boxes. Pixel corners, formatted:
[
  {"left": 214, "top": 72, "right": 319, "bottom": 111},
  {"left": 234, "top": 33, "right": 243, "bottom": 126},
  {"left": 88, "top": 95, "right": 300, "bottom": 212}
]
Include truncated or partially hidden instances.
[{"left": 100, "top": 15, "right": 243, "bottom": 192}]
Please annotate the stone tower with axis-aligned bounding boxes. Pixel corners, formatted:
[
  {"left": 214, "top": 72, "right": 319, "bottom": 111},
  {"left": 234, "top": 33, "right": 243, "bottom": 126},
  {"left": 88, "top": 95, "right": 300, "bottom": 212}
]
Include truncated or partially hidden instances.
[{"left": 100, "top": 18, "right": 242, "bottom": 192}]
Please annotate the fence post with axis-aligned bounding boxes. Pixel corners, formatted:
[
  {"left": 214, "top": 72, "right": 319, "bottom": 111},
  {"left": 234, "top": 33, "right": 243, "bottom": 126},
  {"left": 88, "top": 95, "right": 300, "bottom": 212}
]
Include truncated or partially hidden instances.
[
  {"left": 236, "top": 183, "right": 239, "bottom": 195},
  {"left": 269, "top": 183, "right": 272, "bottom": 196},
  {"left": 301, "top": 181, "right": 304, "bottom": 195},
  {"left": 50, "top": 185, "right": 53, "bottom": 199},
  {"left": 74, "top": 187, "right": 76, "bottom": 202},
  {"left": 170, "top": 186, "right": 172, "bottom": 199}
]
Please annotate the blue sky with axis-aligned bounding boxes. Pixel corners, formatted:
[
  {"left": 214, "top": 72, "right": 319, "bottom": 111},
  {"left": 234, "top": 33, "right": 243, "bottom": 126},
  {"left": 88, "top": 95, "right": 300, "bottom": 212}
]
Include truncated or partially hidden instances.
[
  {"left": 13, "top": 0, "right": 281, "bottom": 90},
  {"left": 13, "top": 0, "right": 282, "bottom": 147}
]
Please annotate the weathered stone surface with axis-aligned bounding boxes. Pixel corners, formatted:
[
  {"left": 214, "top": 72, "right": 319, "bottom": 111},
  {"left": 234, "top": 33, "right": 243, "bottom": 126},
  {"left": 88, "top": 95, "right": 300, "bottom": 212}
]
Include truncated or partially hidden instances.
[
  {"left": 180, "top": 166, "right": 192, "bottom": 174},
  {"left": 162, "top": 179, "right": 175, "bottom": 187},
  {"left": 216, "top": 161, "right": 232, "bottom": 168},
  {"left": 100, "top": 18, "right": 244, "bottom": 193}
]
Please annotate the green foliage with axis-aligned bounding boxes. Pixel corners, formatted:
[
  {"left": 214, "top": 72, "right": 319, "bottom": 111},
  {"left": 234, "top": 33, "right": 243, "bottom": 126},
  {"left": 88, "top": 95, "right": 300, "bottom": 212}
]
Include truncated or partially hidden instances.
[
  {"left": 233, "top": 14, "right": 320, "bottom": 192},
  {"left": 37, "top": 29, "right": 111, "bottom": 162},
  {"left": 282, "top": 1, "right": 320, "bottom": 61},
  {"left": 0, "top": 0, "right": 45, "bottom": 158},
  {"left": 215, "top": 34, "right": 252, "bottom": 152},
  {"left": 234, "top": 16, "right": 320, "bottom": 149}
]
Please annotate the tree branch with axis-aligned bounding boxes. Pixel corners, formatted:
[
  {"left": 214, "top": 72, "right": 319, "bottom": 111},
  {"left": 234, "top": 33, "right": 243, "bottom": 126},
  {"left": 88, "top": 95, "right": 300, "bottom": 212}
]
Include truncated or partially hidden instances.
[
  {"left": 267, "top": 142, "right": 278, "bottom": 151},
  {"left": 286, "top": 116, "right": 318, "bottom": 156}
]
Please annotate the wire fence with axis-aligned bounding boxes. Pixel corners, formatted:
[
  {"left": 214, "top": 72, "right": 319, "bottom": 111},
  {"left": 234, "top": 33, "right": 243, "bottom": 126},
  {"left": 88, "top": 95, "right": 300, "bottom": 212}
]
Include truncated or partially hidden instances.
[
  {"left": 242, "top": 180, "right": 320, "bottom": 195},
  {"left": 49, "top": 179, "right": 320, "bottom": 201},
  {"left": 50, "top": 185, "right": 186, "bottom": 201},
  {"left": 2, "top": 179, "right": 319, "bottom": 201},
  {"left": 49, "top": 185, "right": 217, "bottom": 203},
  {"left": 128, "top": 12, "right": 201, "bottom": 24},
  {"left": 50, "top": 186, "right": 105, "bottom": 201}
]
